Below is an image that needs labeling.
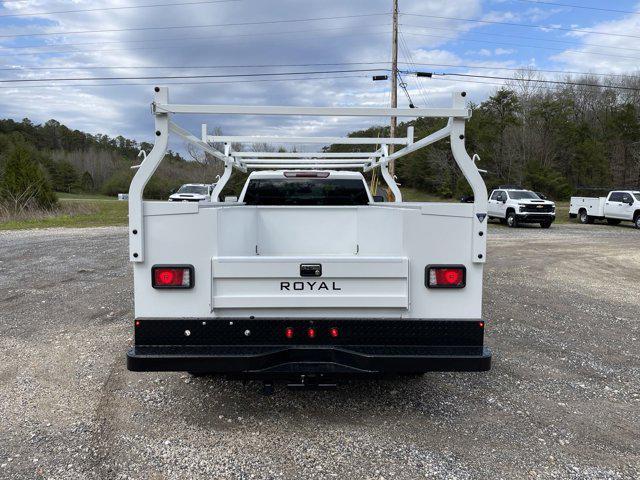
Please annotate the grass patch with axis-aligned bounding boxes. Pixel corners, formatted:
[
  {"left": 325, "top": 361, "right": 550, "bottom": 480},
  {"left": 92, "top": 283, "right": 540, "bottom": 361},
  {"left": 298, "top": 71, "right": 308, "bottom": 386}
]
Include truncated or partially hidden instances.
[
  {"left": 400, "top": 188, "right": 455, "bottom": 203},
  {"left": 0, "top": 195, "right": 128, "bottom": 230}
]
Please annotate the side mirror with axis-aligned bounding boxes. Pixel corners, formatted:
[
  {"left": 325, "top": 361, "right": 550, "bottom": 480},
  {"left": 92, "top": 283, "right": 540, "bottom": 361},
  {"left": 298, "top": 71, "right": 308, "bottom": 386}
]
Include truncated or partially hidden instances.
[{"left": 372, "top": 195, "right": 384, "bottom": 202}]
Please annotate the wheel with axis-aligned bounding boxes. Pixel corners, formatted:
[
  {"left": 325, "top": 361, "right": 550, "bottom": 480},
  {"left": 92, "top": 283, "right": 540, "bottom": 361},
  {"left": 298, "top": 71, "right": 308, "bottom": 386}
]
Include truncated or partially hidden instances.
[
  {"left": 506, "top": 211, "right": 518, "bottom": 228},
  {"left": 579, "top": 210, "right": 592, "bottom": 224},
  {"left": 540, "top": 220, "right": 552, "bottom": 229},
  {"left": 606, "top": 218, "right": 621, "bottom": 226},
  {"left": 635, "top": 214, "right": 640, "bottom": 229}
]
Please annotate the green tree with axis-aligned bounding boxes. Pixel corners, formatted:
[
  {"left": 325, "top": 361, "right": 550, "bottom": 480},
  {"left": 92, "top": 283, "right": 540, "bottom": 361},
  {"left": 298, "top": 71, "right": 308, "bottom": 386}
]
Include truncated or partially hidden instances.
[
  {"left": 50, "top": 160, "right": 80, "bottom": 192},
  {"left": 0, "top": 144, "right": 57, "bottom": 211}
]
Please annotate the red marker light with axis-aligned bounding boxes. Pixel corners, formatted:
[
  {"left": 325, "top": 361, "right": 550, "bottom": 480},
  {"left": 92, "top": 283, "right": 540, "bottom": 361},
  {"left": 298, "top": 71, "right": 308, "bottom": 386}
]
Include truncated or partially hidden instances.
[
  {"left": 151, "top": 265, "right": 194, "bottom": 289},
  {"left": 426, "top": 266, "right": 466, "bottom": 288},
  {"left": 135, "top": 320, "right": 141, "bottom": 327},
  {"left": 307, "top": 328, "right": 316, "bottom": 339},
  {"left": 479, "top": 321, "right": 485, "bottom": 328},
  {"left": 285, "top": 327, "right": 294, "bottom": 339},
  {"left": 329, "top": 327, "right": 339, "bottom": 338}
]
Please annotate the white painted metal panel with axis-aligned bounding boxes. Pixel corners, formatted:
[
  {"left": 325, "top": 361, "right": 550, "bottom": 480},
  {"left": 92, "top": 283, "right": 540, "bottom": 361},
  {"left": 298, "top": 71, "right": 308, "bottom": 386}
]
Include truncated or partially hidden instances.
[
  {"left": 211, "top": 257, "right": 409, "bottom": 309},
  {"left": 256, "top": 207, "right": 359, "bottom": 256}
]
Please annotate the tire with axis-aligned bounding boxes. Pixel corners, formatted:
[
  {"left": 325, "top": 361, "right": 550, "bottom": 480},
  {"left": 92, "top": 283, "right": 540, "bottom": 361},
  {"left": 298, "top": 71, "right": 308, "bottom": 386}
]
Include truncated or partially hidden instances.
[
  {"left": 606, "top": 218, "right": 621, "bottom": 226},
  {"left": 635, "top": 214, "right": 640, "bottom": 229},
  {"left": 578, "top": 210, "right": 592, "bottom": 224},
  {"left": 540, "top": 220, "right": 552, "bottom": 229},
  {"left": 506, "top": 211, "right": 518, "bottom": 228}
]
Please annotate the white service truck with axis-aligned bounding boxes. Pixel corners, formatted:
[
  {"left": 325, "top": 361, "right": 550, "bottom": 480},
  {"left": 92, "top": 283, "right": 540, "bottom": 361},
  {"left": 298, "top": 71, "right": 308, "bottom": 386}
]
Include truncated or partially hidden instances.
[
  {"left": 487, "top": 187, "right": 556, "bottom": 228},
  {"left": 570, "top": 190, "right": 640, "bottom": 228},
  {"left": 126, "top": 87, "right": 491, "bottom": 386},
  {"left": 169, "top": 183, "right": 215, "bottom": 202}
]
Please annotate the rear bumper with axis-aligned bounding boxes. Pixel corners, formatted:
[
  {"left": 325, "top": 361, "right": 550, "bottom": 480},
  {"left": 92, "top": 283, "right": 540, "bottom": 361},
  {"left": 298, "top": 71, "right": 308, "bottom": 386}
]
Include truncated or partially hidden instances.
[
  {"left": 127, "top": 319, "right": 492, "bottom": 375},
  {"left": 127, "top": 345, "right": 491, "bottom": 374}
]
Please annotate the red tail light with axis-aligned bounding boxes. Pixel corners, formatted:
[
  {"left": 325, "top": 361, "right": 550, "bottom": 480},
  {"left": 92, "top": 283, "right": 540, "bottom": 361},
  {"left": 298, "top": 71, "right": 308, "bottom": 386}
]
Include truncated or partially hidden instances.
[
  {"left": 426, "top": 265, "right": 466, "bottom": 288},
  {"left": 307, "top": 328, "right": 316, "bottom": 339},
  {"left": 152, "top": 265, "right": 194, "bottom": 289},
  {"left": 285, "top": 327, "right": 294, "bottom": 339},
  {"left": 329, "top": 327, "right": 339, "bottom": 338}
]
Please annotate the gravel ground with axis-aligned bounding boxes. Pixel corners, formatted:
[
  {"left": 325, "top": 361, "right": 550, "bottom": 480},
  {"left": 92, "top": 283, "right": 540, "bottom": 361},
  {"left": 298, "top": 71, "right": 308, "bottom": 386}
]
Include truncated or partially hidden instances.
[{"left": 0, "top": 223, "right": 638, "bottom": 479}]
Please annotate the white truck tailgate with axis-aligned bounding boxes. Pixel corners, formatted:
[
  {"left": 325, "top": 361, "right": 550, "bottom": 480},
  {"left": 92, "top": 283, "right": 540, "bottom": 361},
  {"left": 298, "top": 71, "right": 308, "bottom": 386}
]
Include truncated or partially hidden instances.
[{"left": 211, "top": 256, "right": 408, "bottom": 309}]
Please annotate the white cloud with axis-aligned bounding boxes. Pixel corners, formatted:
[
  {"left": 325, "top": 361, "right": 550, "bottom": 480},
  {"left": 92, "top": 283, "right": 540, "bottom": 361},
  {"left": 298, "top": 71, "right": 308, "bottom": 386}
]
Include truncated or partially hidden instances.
[
  {"left": 551, "top": 8, "right": 640, "bottom": 74},
  {"left": 0, "top": 0, "right": 486, "bottom": 143}
]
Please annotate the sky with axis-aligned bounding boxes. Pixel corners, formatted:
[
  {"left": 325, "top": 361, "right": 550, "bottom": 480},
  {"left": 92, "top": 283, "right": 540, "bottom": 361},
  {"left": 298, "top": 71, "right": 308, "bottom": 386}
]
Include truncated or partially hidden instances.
[{"left": 0, "top": 0, "right": 639, "bottom": 153}]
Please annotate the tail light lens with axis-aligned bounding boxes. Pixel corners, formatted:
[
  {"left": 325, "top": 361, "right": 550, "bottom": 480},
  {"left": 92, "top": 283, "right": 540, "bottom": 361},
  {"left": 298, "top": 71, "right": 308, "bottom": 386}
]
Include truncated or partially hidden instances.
[
  {"left": 152, "top": 265, "right": 194, "bottom": 289},
  {"left": 425, "top": 265, "right": 466, "bottom": 288}
]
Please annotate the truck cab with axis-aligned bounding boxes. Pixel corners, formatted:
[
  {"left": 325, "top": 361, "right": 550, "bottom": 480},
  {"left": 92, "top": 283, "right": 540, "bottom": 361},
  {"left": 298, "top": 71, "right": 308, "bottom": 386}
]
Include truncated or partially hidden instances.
[
  {"left": 604, "top": 191, "right": 640, "bottom": 225},
  {"left": 238, "top": 170, "right": 373, "bottom": 205},
  {"left": 488, "top": 188, "right": 556, "bottom": 228}
]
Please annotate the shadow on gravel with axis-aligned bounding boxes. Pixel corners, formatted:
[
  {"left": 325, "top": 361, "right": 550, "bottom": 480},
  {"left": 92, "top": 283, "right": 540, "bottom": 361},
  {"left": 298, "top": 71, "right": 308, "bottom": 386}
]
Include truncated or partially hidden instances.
[{"left": 165, "top": 372, "right": 490, "bottom": 429}]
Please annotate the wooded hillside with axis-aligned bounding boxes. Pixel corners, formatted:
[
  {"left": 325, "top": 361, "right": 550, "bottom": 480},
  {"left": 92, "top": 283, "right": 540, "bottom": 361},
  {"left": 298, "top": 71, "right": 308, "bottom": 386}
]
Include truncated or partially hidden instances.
[{"left": 328, "top": 76, "right": 640, "bottom": 200}]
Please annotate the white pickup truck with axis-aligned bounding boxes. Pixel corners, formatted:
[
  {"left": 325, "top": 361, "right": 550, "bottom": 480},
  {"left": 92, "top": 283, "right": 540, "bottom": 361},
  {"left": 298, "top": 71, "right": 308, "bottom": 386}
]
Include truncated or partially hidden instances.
[
  {"left": 168, "top": 183, "right": 215, "bottom": 202},
  {"left": 487, "top": 187, "right": 556, "bottom": 228},
  {"left": 125, "top": 87, "right": 491, "bottom": 386},
  {"left": 570, "top": 190, "right": 640, "bottom": 228}
]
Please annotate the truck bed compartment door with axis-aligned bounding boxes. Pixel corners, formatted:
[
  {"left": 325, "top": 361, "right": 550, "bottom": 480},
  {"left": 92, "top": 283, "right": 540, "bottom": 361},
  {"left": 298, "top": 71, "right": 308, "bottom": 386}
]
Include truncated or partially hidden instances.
[{"left": 211, "top": 256, "right": 409, "bottom": 309}]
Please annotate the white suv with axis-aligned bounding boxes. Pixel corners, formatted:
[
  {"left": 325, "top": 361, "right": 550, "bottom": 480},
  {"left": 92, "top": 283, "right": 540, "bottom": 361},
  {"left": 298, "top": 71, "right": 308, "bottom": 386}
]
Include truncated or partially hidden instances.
[{"left": 488, "top": 188, "right": 556, "bottom": 228}]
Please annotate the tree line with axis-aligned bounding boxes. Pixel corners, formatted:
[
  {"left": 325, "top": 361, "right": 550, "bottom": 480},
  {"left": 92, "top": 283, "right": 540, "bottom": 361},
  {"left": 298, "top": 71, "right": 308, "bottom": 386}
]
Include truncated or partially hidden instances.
[
  {"left": 327, "top": 74, "right": 640, "bottom": 200},
  {"left": 0, "top": 118, "right": 219, "bottom": 212},
  {"left": 2, "top": 74, "right": 638, "bottom": 213}
]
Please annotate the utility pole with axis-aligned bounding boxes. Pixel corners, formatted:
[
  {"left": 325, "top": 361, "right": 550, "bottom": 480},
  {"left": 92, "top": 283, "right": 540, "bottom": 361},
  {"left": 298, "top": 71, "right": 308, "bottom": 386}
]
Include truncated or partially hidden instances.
[{"left": 388, "top": 0, "right": 399, "bottom": 194}]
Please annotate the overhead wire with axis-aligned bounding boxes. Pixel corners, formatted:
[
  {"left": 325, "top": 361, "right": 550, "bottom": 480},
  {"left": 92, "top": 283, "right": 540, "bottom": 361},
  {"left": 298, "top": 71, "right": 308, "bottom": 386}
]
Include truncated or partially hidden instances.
[
  {"left": 0, "top": 28, "right": 391, "bottom": 58},
  {"left": 398, "top": 30, "right": 430, "bottom": 107},
  {"left": 0, "top": 23, "right": 391, "bottom": 52},
  {"left": 0, "top": 67, "right": 390, "bottom": 83},
  {"left": 510, "top": 0, "right": 640, "bottom": 15},
  {"left": 0, "top": 12, "right": 390, "bottom": 39},
  {"left": 401, "top": 30, "right": 640, "bottom": 62},
  {"left": 401, "top": 12, "right": 640, "bottom": 39},
  {"left": 0, "top": 0, "right": 243, "bottom": 18},
  {"left": 0, "top": 73, "right": 371, "bottom": 89}
]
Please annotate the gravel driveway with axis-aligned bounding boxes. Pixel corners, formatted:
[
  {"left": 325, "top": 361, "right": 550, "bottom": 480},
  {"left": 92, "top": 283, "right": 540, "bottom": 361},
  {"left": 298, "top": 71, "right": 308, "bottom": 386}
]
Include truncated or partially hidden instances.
[{"left": 0, "top": 224, "right": 638, "bottom": 479}]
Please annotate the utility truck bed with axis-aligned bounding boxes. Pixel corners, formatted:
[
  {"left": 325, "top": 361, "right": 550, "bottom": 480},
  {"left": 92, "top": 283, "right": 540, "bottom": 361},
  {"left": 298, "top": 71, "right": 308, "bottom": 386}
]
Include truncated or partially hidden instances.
[{"left": 126, "top": 87, "right": 491, "bottom": 383}]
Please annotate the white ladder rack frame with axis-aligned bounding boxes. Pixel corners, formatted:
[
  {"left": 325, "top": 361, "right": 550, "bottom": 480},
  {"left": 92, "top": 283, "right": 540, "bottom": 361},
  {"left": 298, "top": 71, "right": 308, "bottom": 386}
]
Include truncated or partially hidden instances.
[{"left": 128, "top": 86, "right": 487, "bottom": 264}]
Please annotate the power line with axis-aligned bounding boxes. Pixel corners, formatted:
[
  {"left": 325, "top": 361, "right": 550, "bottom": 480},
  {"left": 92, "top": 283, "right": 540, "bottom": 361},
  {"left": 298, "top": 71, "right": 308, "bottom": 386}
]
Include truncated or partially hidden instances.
[
  {"left": 404, "top": 62, "right": 640, "bottom": 79},
  {"left": 402, "top": 12, "right": 640, "bottom": 39},
  {"left": 0, "top": 28, "right": 390, "bottom": 58},
  {"left": 400, "top": 22, "right": 640, "bottom": 53},
  {"left": 0, "top": 23, "right": 390, "bottom": 52},
  {"left": 420, "top": 71, "right": 640, "bottom": 91},
  {"left": 0, "top": 61, "right": 392, "bottom": 72},
  {"left": 0, "top": 73, "right": 370, "bottom": 89},
  {"left": 0, "top": 13, "right": 389, "bottom": 39},
  {"left": 3, "top": 60, "right": 637, "bottom": 81},
  {"left": 0, "top": 0, "right": 242, "bottom": 18},
  {"left": 510, "top": 0, "right": 640, "bottom": 15},
  {"left": 0, "top": 68, "right": 390, "bottom": 83},
  {"left": 401, "top": 30, "right": 640, "bottom": 62}
]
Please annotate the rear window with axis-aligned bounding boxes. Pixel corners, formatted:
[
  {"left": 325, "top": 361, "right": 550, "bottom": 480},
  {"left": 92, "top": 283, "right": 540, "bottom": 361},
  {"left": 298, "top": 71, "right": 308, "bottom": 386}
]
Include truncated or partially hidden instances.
[{"left": 243, "top": 178, "right": 370, "bottom": 206}]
